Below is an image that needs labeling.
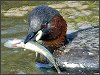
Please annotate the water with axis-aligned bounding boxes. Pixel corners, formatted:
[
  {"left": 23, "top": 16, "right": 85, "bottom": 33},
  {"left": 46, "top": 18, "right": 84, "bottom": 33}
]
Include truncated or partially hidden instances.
[
  {"left": 1, "top": 17, "right": 40, "bottom": 74},
  {"left": 1, "top": 6, "right": 57, "bottom": 75},
  {"left": 1, "top": 1, "right": 99, "bottom": 74}
]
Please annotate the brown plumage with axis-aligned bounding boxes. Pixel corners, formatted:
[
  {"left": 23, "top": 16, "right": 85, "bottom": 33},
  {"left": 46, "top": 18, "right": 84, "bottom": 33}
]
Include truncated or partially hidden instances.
[{"left": 43, "top": 15, "right": 67, "bottom": 50}]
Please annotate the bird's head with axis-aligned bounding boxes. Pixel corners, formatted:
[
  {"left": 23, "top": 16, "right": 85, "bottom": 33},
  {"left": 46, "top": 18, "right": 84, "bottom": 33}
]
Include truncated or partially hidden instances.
[
  {"left": 24, "top": 6, "right": 67, "bottom": 50},
  {"left": 24, "top": 16, "right": 48, "bottom": 44}
]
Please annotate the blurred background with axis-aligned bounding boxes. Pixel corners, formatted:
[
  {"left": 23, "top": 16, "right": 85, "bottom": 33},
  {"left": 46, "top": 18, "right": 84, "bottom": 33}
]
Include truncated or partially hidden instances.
[{"left": 1, "top": 1, "right": 99, "bottom": 74}]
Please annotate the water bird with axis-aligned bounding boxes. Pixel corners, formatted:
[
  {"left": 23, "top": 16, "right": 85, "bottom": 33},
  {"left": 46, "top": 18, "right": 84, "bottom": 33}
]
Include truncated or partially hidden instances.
[{"left": 24, "top": 6, "right": 67, "bottom": 63}]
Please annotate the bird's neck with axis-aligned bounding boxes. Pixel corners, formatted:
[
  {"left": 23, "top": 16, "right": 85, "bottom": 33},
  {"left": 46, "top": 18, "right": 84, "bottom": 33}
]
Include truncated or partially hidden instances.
[{"left": 43, "top": 33, "right": 66, "bottom": 50}]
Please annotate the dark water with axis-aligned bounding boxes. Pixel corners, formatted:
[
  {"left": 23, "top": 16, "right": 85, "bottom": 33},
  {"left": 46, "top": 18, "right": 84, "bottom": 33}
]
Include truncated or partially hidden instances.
[{"left": 1, "top": 1, "right": 99, "bottom": 74}]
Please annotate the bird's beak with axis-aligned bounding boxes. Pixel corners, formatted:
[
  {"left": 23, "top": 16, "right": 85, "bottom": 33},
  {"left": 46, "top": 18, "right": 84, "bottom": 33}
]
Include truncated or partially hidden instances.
[
  {"left": 24, "top": 32, "right": 37, "bottom": 44},
  {"left": 24, "top": 30, "right": 43, "bottom": 44}
]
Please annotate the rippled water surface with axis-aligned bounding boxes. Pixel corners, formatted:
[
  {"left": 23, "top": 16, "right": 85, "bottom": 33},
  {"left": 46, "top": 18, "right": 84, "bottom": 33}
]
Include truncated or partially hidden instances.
[{"left": 1, "top": 1, "right": 99, "bottom": 74}]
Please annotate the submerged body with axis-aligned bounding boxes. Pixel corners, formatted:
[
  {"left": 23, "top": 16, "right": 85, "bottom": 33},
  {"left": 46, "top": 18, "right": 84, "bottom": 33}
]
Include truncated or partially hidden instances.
[{"left": 24, "top": 6, "right": 67, "bottom": 63}]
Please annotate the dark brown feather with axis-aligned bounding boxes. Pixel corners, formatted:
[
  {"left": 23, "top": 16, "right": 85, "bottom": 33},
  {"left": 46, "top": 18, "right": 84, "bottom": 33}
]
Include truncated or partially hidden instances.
[{"left": 43, "top": 15, "right": 67, "bottom": 51}]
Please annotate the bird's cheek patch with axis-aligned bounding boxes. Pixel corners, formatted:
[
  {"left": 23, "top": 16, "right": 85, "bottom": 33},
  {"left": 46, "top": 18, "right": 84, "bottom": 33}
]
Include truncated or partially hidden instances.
[{"left": 35, "top": 30, "right": 43, "bottom": 41}]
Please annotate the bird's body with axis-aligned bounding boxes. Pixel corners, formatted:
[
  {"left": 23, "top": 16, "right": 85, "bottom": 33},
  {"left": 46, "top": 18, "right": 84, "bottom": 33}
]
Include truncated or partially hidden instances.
[{"left": 24, "top": 6, "right": 67, "bottom": 63}]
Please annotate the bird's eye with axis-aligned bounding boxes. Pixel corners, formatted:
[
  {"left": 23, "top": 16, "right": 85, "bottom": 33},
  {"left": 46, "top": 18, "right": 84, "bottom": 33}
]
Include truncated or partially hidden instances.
[
  {"left": 29, "top": 35, "right": 32, "bottom": 37},
  {"left": 28, "top": 34, "right": 33, "bottom": 38},
  {"left": 41, "top": 21, "right": 48, "bottom": 29},
  {"left": 41, "top": 24, "right": 47, "bottom": 29}
]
